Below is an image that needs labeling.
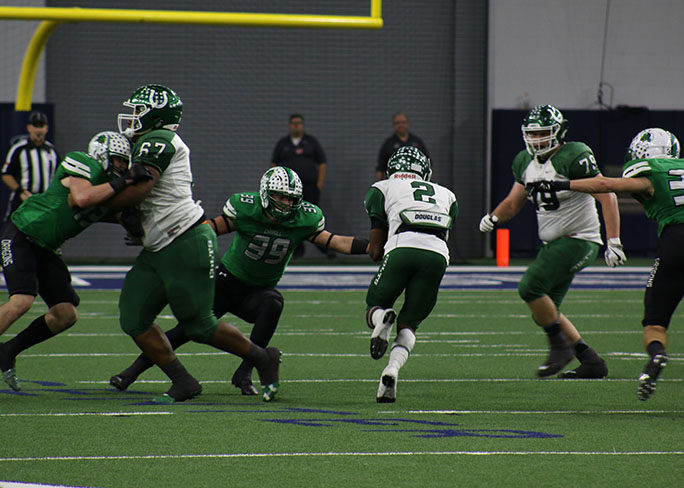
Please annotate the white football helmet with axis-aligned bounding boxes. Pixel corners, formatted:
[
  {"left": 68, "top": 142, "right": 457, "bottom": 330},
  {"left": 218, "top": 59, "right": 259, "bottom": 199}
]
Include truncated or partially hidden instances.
[
  {"left": 259, "top": 166, "right": 303, "bottom": 220},
  {"left": 626, "top": 128, "right": 680, "bottom": 161},
  {"left": 88, "top": 131, "right": 131, "bottom": 176}
]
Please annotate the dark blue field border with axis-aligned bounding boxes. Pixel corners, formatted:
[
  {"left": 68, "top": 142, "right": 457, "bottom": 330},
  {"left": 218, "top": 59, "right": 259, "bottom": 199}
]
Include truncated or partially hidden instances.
[{"left": 1, "top": 265, "right": 651, "bottom": 291}]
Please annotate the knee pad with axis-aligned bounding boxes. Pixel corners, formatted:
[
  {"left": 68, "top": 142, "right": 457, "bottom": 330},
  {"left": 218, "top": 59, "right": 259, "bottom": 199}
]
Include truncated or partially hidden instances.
[
  {"left": 262, "top": 290, "right": 284, "bottom": 314},
  {"left": 392, "top": 328, "right": 416, "bottom": 353},
  {"left": 517, "top": 276, "right": 534, "bottom": 302}
]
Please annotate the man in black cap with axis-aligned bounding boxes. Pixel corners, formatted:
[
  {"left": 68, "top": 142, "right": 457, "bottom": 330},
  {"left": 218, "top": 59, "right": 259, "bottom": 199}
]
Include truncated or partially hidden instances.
[{"left": 2, "top": 111, "right": 60, "bottom": 225}]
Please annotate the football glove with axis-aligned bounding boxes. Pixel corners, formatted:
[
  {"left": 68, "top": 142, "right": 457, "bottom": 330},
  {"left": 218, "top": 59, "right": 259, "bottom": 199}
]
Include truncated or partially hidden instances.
[
  {"left": 109, "top": 164, "right": 153, "bottom": 193},
  {"left": 479, "top": 213, "right": 498, "bottom": 233},
  {"left": 604, "top": 238, "right": 627, "bottom": 267},
  {"left": 525, "top": 180, "right": 571, "bottom": 195},
  {"left": 119, "top": 207, "right": 143, "bottom": 246}
]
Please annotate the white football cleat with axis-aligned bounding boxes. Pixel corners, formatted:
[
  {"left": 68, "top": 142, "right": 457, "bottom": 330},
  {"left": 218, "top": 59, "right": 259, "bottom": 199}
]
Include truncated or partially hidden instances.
[
  {"left": 369, "top": 308, "right": 396, "bottom": 360},
  {"left": 376, "top": 366, "right": 398, "bottom": 403}
]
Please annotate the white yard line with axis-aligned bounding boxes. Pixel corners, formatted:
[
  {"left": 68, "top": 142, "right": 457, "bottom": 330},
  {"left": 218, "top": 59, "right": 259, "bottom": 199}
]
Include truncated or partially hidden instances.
[{"left": 1, "top": 450, "right": 683, "bottom": 463}]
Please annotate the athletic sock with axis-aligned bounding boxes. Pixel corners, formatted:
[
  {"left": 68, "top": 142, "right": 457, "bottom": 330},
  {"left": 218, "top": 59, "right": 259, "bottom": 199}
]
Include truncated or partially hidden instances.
[
  {"left": 647, "top": 341, "right": 666, "bottom": 359},
  {"left": 244, "top": 343, "right": 268, "bottom": 369},
  {"left": 573, "top": 338, "right": 589, "bottom": 356},
  {"left": 160, "top": 358, "right": 193, "bottom": 382},
  {"left": 542, "top": 321, "right": 566, "bottom": 347},
  {"left": 5, "top": 315, "right": 54, "bottom": 358},
  {"left": 166, "top": 325, "right": 191, "bottom": 349}
]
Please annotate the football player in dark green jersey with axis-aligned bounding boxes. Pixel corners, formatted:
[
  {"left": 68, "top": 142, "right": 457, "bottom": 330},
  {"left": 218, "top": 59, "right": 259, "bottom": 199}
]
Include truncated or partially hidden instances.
[
  {"left": 111, "top": 84, "right": 284, "bottom": 403},
  {"left": 480, "top": 105, "right": 624, "bottom": 380},
  {"left": 109, "top": 166, "right": 369, "bottom": 395},
  {"left": 0, "top": 131, "right": 151, "bottom": 391},
  {"left": 530, "top": 128, "right": 682, "bottom": 400}
]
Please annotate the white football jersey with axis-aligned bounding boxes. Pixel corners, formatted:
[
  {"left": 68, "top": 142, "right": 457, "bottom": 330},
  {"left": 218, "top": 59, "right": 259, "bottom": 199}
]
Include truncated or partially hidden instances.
[
  {"left": 137, "top": 132, "right": 205, "bottom": 251},
  {"left": 368, "top": 174, "right": 457, "bottom": 261}
]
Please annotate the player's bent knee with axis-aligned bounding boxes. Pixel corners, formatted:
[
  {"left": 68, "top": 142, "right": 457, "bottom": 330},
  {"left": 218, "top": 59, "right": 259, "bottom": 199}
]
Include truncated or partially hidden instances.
[
  {"left": 263, "top": 291, "right": 284, "bottom": 314},
  {"left": 50, "top": 303, "right": 78, "bottom": 331},
  {"left": 183, "top": 320, "right": 218, "bottom": 344},
  {"left": 518, "top": 279, "right": 543, "bottom": 303}
]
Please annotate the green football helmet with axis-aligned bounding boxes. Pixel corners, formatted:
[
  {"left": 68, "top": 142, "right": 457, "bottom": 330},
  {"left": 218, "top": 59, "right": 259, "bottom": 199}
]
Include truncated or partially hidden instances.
[
  {"left": 386, "top": 146, "right": 432, "bottom": 181},
  {"left": 88, "top": 131, "right": 131, "bottom": 176},
  {"left": 625, "top": 128, "right": 680, "bottom": 162},
  {"left": 117, "top": 84, "right": 183, "bottom": 138},
  {"left": 260, "top": 166, "right": 303, "bottom": 221},
  {"left": 521, "top": 104, "right": 568, "bottom": 157}
]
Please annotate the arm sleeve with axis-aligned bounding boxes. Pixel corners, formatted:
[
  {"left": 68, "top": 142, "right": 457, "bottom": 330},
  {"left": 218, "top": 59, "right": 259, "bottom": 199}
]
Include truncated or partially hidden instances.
[
  {"left": 131, "top": 135, "right": 176, "bottom": 173},
  {"left": 567, "top": 150, "right": 601, "bottom": 180},
  {"left": 364, "top": 186, "right": 387, "bottom": 226},
  {"left": 448, "top": 200, "right": 459, "bottom": 225}
]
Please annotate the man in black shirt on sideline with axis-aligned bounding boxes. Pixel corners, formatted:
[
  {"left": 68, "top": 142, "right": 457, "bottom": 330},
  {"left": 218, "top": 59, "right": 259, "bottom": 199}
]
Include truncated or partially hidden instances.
[
  {"left": 271, "top": 114, "right": 328, "bottom": 258},
  {"left": 376, "top": 112, "right": 430, "bottom": 181}
]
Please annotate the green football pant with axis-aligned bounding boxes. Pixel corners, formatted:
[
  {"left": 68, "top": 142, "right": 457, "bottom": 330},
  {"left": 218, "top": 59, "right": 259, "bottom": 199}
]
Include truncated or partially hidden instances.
[
  {"left": 366, "top": 247, "right": 447, "bottom": 329},
  {"left": 518, "top": 237, "right": 599, "bottom": 309},
  {"left": 119, "top": 223, "right": 218, "bottom": 341}
]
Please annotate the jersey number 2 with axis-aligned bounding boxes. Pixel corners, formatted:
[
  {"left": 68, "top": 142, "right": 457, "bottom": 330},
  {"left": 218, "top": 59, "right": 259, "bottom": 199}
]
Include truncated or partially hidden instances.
[{"left": 411, "top": 181, "right": 436, "bottom": 203}]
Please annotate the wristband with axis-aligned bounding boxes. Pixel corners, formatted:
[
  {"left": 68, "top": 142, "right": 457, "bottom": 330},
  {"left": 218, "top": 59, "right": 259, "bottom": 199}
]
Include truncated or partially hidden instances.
[
  {"left": 109, "top": 177, "right": 127, "bottom": 194},
  {"left": 555, "top": 180, "right": 571, "bottom": 191},
  {"left": 350, "top": 237, "right": 369, "bottom": 255}
]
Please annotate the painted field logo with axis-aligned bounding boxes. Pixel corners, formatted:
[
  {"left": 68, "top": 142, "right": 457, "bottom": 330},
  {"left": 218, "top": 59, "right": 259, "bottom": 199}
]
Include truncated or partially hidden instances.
[{"left": 263, "top": 418, "right": 562, "bottom": 439}]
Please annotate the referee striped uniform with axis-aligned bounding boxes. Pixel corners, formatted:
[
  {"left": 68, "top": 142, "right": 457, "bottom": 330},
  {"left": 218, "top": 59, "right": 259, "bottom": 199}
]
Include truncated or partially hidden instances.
[{"left": 2, "top": 137, "right": 59, "bottom": 220}]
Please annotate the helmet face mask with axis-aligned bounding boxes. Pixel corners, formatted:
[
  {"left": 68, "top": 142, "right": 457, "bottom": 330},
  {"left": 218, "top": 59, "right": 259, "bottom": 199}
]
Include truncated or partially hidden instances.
[
  {"left": 386, "top": 146, "right": 432, "bottom": 181},
  {"left": 88, "top": 131, "right": 131, "bottom": 176},
  {"left": 118, "top": 84, "right": 183, "bottom": 138},
  {"left": 522, "top": 105, "right": 568, "bottom": 157},
  {"left": 625, "top": 128, "right": 681, "bottom": 162},
  {"left": 259, "top": 167, "right": 303, "bottom": 221}
]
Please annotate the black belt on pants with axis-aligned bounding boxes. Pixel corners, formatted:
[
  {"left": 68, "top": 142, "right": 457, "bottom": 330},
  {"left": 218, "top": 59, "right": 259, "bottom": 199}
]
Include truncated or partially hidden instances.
[{"left": 396, "top": 223, "right": 447, "bottom": 242}]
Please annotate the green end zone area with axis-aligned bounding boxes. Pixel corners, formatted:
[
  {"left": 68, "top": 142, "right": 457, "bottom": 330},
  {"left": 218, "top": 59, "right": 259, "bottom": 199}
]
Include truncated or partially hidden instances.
[{"left": 1, "top": 289, "right": 681, "bottom": 487}]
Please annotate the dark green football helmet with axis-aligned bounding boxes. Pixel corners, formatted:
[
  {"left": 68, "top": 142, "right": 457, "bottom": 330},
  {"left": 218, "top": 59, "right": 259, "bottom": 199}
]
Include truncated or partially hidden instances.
[
  {"left": 118, "top": 84, "right": 183, "bottom": 138},
  {"left": 386, "top": 146, "right": 432, "bottom": 181},
  {"left": 521, "top": 104, "right": 568, "bottom": 157}
]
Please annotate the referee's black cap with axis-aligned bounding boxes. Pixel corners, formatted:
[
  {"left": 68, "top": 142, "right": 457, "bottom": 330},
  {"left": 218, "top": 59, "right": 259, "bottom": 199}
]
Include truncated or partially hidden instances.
[{"left": 28, "top": 111, "right": 48, "bottom": 127}]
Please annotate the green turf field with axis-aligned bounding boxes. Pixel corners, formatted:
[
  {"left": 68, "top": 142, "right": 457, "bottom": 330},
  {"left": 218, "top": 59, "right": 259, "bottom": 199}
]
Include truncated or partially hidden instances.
[{"left": 1, "top": 288, "right": 681, "bottom": 487}]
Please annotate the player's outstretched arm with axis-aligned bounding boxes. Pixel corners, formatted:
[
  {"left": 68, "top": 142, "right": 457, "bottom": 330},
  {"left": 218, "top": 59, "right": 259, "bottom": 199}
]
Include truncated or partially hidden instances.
[
  {"left": 204, "top": 214, "right": 234, "bottom": 236},
  {"left": 310, "top": 230, "right": 369, "bottom": 255},
  {"left": 567, "top": 175, "right": 652, "bottom": 194}
]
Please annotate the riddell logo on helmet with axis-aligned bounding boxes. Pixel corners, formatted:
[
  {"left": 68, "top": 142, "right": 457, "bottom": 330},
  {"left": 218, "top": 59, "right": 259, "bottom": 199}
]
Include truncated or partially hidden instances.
[{"left": 392, "top": 173, "right": 418, "bottom": 179}]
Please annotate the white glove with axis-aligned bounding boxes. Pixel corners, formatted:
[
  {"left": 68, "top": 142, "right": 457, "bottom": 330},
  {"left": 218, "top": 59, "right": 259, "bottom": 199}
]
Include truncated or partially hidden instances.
[
  {"left": 479, "top": 213, "right": 499, "bottom": 233},
  {"left": 604, "top": 238, "right": 627, "bottom": 267}
]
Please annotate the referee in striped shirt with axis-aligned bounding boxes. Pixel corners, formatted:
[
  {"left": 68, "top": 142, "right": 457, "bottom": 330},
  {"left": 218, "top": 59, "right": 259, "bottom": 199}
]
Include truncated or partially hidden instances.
[{"left": 2, "top": 111, "right": 59, "bottom": 224}]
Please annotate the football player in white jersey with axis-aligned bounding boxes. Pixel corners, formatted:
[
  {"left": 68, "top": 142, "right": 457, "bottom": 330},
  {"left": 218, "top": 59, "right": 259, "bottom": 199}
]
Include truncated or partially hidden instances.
[
  {"left": 111, "top": 84, "right": 280, "bottom": 403},
  {"left": 479, "top": 105, "right": 624, "bottom": 379},
  {"left": 364, "top": 146, "right": 458, "bottom": 402}
]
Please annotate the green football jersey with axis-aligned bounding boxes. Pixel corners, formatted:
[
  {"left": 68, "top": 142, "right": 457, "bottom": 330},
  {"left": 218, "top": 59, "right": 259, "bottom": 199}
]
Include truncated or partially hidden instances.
[
  {"left": 131, "top": 129, "right": 204, "bottom": 251},
  {"left": 220, "top": 192, "right": 325, "bottom": 287},
  {"left": 512, "top": 141, "right": 603, "bottom": 244},
  {"left": 11, "top": 151, "right": 115, "bottom": 252},
  {"left": 622, "top": 157, "right": 684, "bottom": 236}
]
